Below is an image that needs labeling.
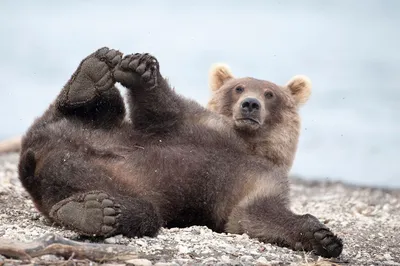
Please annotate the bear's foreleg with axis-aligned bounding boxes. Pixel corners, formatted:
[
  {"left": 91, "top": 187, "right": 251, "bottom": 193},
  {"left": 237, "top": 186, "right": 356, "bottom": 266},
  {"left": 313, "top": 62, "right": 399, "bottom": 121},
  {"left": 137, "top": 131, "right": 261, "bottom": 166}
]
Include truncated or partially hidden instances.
[
  {"left": 226, "top": 194, "right": 343, "bottom": 258},
  {"left": 114, "top": 53, "right": 198, "bottom": 134}
]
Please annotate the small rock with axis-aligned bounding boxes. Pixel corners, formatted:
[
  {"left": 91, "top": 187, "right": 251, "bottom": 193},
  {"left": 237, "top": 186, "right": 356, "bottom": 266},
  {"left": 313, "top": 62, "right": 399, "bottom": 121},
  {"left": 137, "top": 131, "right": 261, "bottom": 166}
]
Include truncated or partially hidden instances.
[
  {"left": 384, "top": 253, "right": 394, "bottom": 260},
  {"left": 255, "top": 257, "right": 269, "bottom": 265},
  {"left": 240, "top": 255, "right": 254, "bottom": 263},
  {"left": 105, "top": 237, "right": 117, "bottom": 244},
  {"left": 202, "top": 257, "right": 217, "bottom": 264},
  {"left": 264, "top": 245, "right": 273, "bottom": 251},
  {"left": 220, "top": 255, "right": 231, "bottom": 263},
  {"left": 38, "top": 255, "right": 61, "bottom": 261},
  {"left": 126, "top": 258, "right": 152, "bottom": 266},
  {"left": 200, "top": 247, "right": 212, "bottom": 254},
  {"left": 153, "top": 244, "right": 164, "bottom": 250},
  {"left": 174, "top": 259, "right": 191, "bottom": 264},
  {"left": 157, "top": 234, "right": 167, "bottom": 240},
  {"left": 178, "top": 245, "right": 190, "bottom": 254},
  {"left": 135, "top": 239, "right": 148, "bottom": 247},
  {"left": 250, "top": 250, "right": 261, "bottom": 256}
]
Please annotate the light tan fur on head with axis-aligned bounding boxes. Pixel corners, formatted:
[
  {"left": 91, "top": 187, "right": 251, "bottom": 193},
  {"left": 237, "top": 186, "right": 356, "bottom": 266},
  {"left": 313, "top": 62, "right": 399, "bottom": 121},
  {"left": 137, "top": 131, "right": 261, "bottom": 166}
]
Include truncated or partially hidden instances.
[
  {"left": 209, "top": 63, "right": 234, "bottom": 92},
  {"left": 286, "top": 75, "right": 312, "bottom": 106},
  {"left": 205, "top": 63, "right": 313, "bottom": 172}
]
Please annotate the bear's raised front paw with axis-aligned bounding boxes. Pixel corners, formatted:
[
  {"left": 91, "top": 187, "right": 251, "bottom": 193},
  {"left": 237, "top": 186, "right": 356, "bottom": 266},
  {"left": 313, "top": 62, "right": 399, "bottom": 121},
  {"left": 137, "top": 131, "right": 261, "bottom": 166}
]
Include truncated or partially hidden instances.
[
  {"left": 49, "top": 191, "right": 121, "bottom": 237},
  {"left": 295, "top": 214, "right": 343, "bottom": 258},
  {"left": 63, "top": 47, "right": 123, "bottom": 106},
  {"left": 114, "top": 53, "right": 160, "bottom": 89}
]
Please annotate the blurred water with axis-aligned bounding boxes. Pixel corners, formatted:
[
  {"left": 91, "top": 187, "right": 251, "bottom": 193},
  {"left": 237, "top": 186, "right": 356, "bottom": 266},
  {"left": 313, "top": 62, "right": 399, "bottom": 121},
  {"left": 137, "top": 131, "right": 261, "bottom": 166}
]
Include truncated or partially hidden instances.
[{"left": 0, "top": 0, "right": 399, "bottom": 188}]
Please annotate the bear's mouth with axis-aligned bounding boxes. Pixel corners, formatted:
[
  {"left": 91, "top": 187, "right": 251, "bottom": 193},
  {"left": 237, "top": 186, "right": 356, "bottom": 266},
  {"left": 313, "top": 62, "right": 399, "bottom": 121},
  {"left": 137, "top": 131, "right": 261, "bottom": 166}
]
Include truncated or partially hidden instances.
[{"left": 236, "top": 117, "right": 261, "bottom": 125}]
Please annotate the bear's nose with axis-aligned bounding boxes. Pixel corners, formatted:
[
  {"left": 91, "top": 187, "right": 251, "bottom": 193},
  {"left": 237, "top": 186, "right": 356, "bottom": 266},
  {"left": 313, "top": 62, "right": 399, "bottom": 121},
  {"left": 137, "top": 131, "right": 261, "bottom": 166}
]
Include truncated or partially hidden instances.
[{"left": 241, "top": 98, "right": 261, "bottom": 113}]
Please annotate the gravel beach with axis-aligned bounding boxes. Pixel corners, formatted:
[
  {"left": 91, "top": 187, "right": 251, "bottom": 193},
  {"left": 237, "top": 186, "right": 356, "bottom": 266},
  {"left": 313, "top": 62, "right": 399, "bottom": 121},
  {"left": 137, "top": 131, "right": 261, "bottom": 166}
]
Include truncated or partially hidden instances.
[{"left": 0, "top": 152, "right": 399, "bottom": 265}]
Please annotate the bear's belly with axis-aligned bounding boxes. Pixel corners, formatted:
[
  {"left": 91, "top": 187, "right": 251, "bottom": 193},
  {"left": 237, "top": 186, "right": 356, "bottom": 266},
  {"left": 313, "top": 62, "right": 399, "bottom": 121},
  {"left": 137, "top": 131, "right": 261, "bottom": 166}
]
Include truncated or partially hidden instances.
[{"left": 99, "top": 142, "right": 246, "bottom": 226}]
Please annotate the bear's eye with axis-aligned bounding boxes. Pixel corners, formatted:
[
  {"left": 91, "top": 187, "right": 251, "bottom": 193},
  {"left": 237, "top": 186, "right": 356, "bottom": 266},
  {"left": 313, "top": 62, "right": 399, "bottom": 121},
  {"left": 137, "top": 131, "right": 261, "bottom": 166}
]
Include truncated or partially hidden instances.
[
  {"left": 264, "top": 91, "right": 274, "bottom": 99},
  {"left": 235, "top": 86, "right": 244, "bottom": 93}
]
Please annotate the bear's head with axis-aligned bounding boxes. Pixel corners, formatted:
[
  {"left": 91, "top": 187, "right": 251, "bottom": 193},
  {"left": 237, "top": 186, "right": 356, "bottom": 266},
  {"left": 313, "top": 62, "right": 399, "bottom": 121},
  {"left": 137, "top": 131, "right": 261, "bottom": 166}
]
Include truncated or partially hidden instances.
[{"left": 207, "top": 63, "right": 311, "bottom": 170}]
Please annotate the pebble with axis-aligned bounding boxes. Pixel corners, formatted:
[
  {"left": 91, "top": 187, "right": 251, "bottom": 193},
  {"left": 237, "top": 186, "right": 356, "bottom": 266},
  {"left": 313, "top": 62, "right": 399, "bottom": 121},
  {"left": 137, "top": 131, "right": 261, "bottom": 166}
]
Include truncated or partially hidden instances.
[
  {"left": 135, "top": 239, "right": 148, "bottom": 247},
  {"left": 255, "top": 257, "right": 269, "bottom": 265},
  {"left": 240, "top": 255, "right": 254, "bottom": 263},
  {"left": 384, "top": 253, "right": 394, "bottom": 260},
  {"left": 178, "top": 245, "right": 190, "bottom": 254},
  {"left": 37, "top": 255, "right": 61, "bottom": 261},
  {"left": 202, "top": 257, "right": 217, "bottom": 264},
  {"left": 126, "top": 258, "right": 152, "bottom": 266},
  {"left": 105, "top": 237, "right": 117, "bottom": 244},
  {"left": 220, "top": 255, "right": 231, "bottom": 263}
]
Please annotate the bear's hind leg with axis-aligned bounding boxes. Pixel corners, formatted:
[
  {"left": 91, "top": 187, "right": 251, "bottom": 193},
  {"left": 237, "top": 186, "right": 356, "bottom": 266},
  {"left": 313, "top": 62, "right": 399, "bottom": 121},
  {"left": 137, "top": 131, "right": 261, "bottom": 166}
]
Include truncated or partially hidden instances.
[
  {"left": 49, "top": 191, "right": 162, "bottom": 238},
  {"left": 56, "top": 47, "right": 126, "bottom": 128}
]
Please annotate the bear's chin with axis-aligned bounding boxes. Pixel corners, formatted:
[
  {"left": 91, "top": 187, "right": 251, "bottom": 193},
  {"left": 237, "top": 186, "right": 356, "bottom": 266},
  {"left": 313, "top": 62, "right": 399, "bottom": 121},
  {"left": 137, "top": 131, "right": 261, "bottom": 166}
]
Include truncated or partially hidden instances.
[{"left": 234, "top": 119, "right": 261, "bottom": 132}]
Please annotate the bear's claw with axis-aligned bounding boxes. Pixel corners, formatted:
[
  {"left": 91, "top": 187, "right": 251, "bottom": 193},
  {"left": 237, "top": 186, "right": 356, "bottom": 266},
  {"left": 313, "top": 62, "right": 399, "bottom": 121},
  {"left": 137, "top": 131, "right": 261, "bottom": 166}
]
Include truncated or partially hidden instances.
[
  {"left": 49, "top": 190, "right": 121, "bottom": 237},
  {"left": 96, "top": 47, "right": 122, "bottom": 70},
  {"left": 310, "top": 228, "right": 343, "bottom": 258},
  {"left": 296, "top": 214, "right": 343, "bottom": 258}
]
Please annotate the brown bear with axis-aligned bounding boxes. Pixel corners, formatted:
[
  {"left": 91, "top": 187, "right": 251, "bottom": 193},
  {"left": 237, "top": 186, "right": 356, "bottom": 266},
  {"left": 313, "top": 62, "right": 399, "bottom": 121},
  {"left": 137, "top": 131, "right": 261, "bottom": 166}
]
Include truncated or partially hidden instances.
[
  {"left": 18, "top": 47, "right": 342, "bottom": 258},
  {"left": 207, "top": 63, "right": 311, "bottom": 173}
]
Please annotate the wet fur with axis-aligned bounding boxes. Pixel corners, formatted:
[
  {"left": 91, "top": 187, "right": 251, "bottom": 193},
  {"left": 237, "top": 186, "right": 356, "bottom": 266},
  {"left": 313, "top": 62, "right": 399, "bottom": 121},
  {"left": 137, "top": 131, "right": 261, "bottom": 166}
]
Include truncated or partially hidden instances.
[{"left": 18, "top": 48, "right": 342, "bottom": 258}]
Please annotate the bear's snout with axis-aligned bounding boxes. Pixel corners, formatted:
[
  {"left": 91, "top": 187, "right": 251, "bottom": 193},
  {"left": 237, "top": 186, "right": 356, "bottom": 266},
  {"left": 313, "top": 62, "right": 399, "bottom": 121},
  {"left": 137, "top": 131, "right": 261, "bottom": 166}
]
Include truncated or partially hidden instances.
[{"left": 241, "top": 98, "right": 261, "bottom": 114}]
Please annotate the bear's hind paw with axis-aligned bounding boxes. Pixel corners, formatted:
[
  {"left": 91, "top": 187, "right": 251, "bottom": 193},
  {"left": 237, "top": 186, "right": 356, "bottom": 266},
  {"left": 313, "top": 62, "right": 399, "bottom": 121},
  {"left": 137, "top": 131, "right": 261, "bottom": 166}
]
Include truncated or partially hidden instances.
[{"left": 49, "top": 190, "right": 121, "bottom": 237}]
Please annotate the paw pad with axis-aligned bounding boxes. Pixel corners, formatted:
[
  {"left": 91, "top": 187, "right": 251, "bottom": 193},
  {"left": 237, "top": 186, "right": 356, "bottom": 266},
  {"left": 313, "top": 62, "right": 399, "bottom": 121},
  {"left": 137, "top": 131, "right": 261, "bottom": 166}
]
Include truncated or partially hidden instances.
[
  {"left": 95, "top": 48, "right": 123, "bottom": 69},
  {"left": 49, "top": 191, "right": 122, "bottom": 237},
  {"left": 62, "top": 47, "right": 123, "bottom": 107},
  {"left": 115, "top": 53, "right": 160, "bottom": 88}
]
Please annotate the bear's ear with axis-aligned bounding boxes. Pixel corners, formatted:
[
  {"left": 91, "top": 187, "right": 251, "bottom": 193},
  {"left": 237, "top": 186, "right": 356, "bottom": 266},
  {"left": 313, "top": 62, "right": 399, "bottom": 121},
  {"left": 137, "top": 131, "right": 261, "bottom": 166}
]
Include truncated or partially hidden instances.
[
  {"left": 286, "top": 75, "right": 312, "bottom": 105},
  {"left": 209, "top": 63, "right": 234, "bottom": 92}
]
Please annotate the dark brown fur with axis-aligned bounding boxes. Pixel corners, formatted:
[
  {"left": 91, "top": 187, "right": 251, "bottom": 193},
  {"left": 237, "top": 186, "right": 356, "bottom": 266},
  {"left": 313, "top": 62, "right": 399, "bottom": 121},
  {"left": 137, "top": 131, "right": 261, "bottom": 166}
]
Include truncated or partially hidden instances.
[{"left": 18, "top": 48, "right": 342, "bottom": 258}]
